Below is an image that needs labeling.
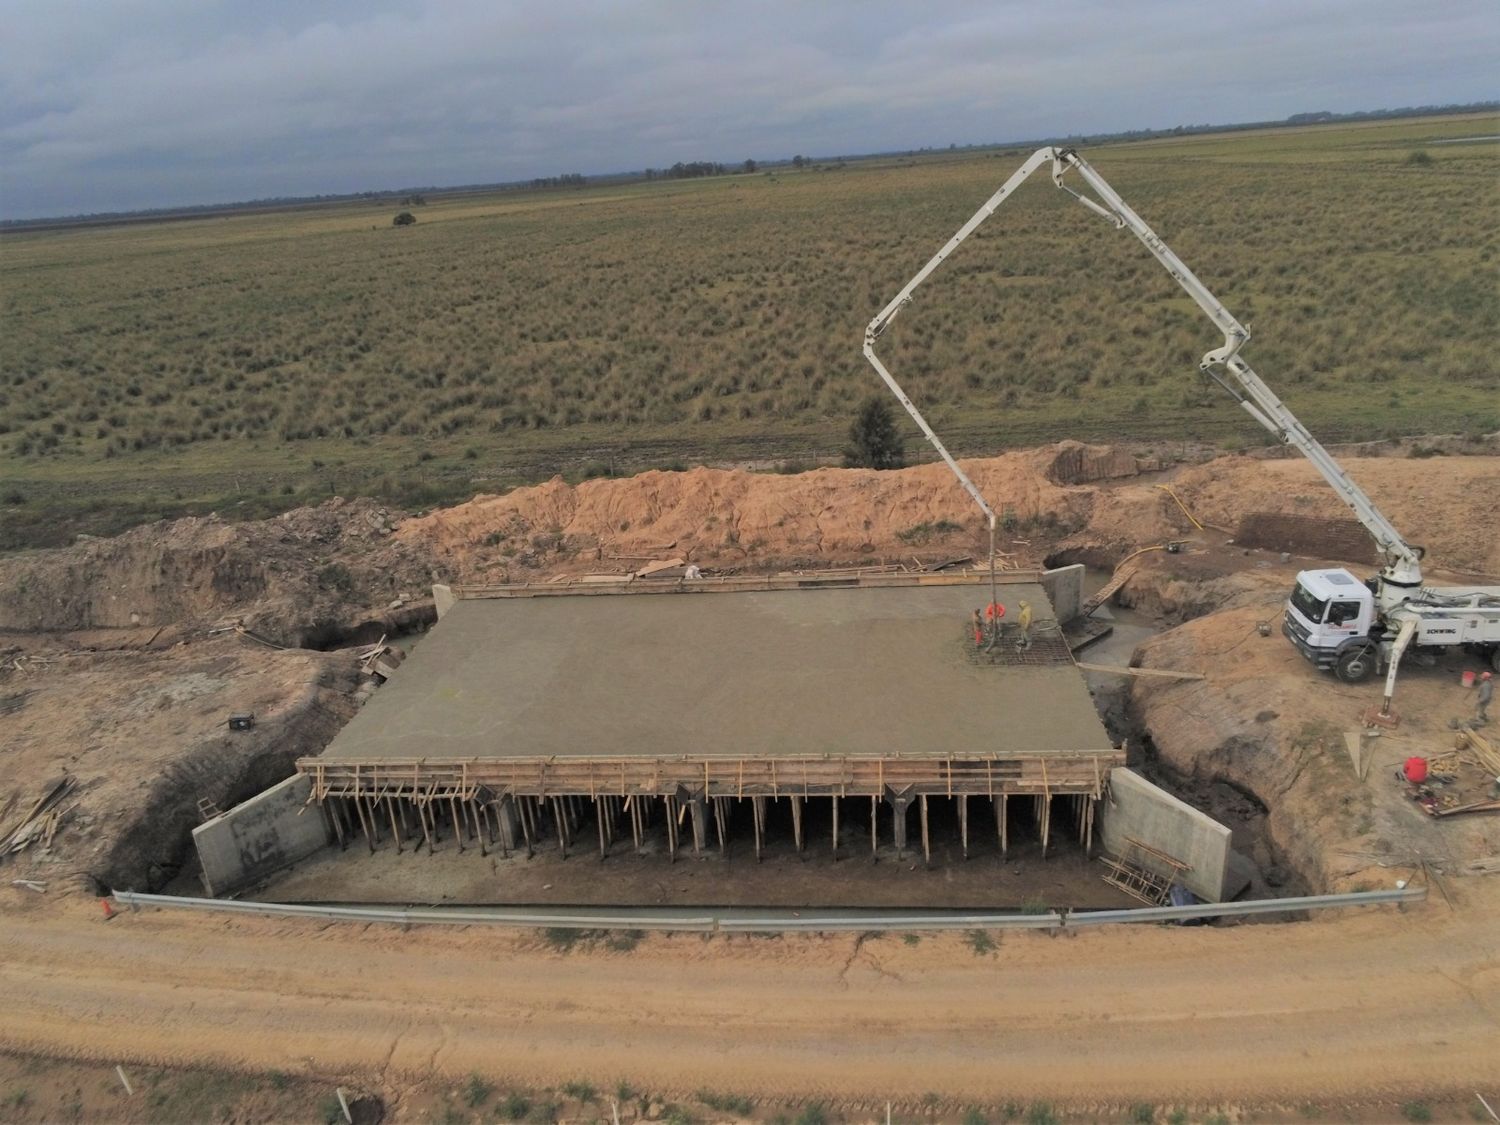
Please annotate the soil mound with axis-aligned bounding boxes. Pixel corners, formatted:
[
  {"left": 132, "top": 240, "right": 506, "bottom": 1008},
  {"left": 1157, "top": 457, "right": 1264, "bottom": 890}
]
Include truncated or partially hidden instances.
[
  {"left": 1170, "top": 454, "right": 1500, "bottom": 576},
  {"left": 2, "top": 443, "right": 1493, "bottom": 642},
  {"left": 398, "top": 443, "right": 1142, "bottom": 581},
  {"left": 0, "top": 498, "right": 438, "bottom": 643}
]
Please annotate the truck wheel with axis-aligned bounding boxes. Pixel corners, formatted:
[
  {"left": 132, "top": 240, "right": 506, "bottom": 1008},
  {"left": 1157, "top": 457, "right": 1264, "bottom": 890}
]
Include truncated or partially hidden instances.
[{"left": 1335, "top": 644, "right": 1378, "bottom": 683}]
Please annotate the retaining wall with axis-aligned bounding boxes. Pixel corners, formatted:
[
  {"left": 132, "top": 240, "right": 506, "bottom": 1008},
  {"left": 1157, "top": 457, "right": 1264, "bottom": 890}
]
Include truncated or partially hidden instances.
[
  {"left": 192, "top": 774, "right": 330, "bottom": 896},
  {"left": 1100, "top": 767, "right": 1231, "bottom": 902}
]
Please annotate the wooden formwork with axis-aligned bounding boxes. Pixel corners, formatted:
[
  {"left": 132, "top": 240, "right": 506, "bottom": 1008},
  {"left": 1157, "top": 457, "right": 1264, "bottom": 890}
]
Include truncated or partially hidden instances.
[
  {"left": 297, "top": 750, "right": 1122, "bottom": 804},
  {"left": 448, "top": 568, "right": 1043, "bottom": 601}
]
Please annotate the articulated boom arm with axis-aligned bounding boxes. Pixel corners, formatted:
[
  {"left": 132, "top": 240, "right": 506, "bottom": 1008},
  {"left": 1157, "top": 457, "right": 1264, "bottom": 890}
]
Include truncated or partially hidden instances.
[{"left": 863, "top": 147, "right": 1424, "bottom": 586}]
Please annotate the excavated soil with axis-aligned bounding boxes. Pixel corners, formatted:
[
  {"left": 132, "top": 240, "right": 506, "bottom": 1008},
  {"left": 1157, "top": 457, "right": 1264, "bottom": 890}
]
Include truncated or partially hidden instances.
[
  {"left": 2, "top": 443, "right": 1493, "bottom": 646},
  {"left": 0, "top": 632, "right": 359, "bottom": 892},
  {"left": 1126, "top": 572, "right": 1500, "bottom": 891},
  {"left": 2, "top": 441, "right": 1496, "bottom": 899}
]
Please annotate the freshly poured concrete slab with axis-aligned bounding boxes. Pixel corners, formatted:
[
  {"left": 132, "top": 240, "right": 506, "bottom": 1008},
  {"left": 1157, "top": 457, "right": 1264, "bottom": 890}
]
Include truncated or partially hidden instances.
[{"left": 323, "top": 583, "right": 1114, "bottom": 761}]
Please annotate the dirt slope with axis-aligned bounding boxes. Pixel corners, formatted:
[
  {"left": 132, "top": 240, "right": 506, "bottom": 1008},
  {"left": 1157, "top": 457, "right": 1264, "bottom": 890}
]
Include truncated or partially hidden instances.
[
  {"left": 3, "top": 444, "right": 1494, "bottom": 643},
  {"left": 1, "top": 892, "right": 1496, "bottom": 1111},
  {"left": 1170, "top": 454, "right": 1500, "bottom": 576},
  {"left": 1, "top": 633, "right": 358, "bottom": 891},
  {"left": 1128, "top": 570, "right": 1500, "bottom": 889}
]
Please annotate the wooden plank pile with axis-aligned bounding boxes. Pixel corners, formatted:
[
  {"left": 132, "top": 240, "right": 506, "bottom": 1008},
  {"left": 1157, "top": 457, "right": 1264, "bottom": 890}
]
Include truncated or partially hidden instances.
[{"left": 1, "top": 776, "right": 75, "bottom": 857}]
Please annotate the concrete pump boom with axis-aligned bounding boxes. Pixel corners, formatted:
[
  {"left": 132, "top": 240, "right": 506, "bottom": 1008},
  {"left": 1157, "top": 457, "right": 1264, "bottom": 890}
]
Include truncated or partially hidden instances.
[{"left": 863, "top": 147, "right": 1426, "bottom": 607}]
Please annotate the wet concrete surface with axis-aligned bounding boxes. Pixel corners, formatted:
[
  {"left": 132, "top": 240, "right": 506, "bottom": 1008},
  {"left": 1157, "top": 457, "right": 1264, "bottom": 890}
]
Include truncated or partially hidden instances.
[{"left": 324, "top": 582, "right": 1114, "bottom": 761}]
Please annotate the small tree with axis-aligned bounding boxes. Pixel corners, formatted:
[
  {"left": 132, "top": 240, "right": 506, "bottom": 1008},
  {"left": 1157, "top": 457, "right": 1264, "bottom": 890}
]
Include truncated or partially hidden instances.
[
  {"left": 742, "top": 158, "right": 757, "bottom": 174},
  {"left": 392, "top": 211, "right": 416, "bottom": 227},
  {"left": 843, "top": 397, "right": 906, "bottom": 469}
]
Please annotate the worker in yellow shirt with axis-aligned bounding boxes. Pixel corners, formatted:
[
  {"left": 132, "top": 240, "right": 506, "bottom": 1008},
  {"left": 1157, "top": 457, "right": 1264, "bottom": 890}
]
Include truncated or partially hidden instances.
[{"left": 1016, "top": 600, "right": 1033, "bottom": 650}]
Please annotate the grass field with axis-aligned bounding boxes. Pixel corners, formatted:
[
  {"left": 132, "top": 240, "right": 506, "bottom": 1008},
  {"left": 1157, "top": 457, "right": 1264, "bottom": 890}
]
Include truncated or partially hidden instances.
[{"left": 2, "top": 113, "right": 1497, "bottom": 547}]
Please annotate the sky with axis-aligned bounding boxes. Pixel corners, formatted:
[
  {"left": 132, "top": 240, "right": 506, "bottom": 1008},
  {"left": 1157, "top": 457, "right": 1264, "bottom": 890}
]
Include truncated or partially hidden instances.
[{"left": 1, "top": 0, "right": 1495, "bottom": 220}]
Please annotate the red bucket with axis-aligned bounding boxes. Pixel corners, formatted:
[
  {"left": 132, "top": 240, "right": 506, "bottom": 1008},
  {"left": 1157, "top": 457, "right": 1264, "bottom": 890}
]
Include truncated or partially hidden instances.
[
  {"left": 1462, "top": 670, "right": 1477, "bottom": 688},
  {"left": 1404, "top": 757, "right": 1428, "bottom": 784}
]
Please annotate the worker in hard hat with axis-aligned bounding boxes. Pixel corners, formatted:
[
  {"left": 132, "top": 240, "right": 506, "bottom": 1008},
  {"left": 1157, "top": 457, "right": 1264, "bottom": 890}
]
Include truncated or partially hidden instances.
[
  {"left": 1478, "top": 671, "right": 1494, "bottom": 725},
  {"left": 1016, "top": 600, "right": 1033, "bottom": 650}
]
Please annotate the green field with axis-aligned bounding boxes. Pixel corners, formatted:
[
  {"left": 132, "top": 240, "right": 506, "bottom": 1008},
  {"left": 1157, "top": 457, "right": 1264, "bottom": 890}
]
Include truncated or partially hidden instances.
[{"left": 2, "top": 114, "right": 1497, "bottom": 547}]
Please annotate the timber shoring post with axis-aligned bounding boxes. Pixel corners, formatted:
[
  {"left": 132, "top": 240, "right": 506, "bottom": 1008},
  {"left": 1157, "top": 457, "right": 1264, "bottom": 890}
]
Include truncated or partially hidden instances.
[
  {"left": 666, "top": 796, "right": 678, "bottom": 862},
  {"left": 871, "top": 796, "right": 878, "bottom": 861},
  {"left": 959, "top": 794, "right": 969, "bottom": 859},
  {"left": 470, "top": 799, "right": 486, "bottom": 857},
  {"left": 330, "top": 798, "right": 346, "bottom": 850},
  {"left": 519, "top": 798, "right": 534, "bottom": 858},
  {"left": 597, "top": 797, "right": 607, "bottom": 861},
  {"left": 450, "top": 797, "right": 465, "bottom": 854},
  {"left": 791, "top": 795, "right": 804, "bottom": 854},
  {"left": 920, "top": 794, "right": 931, "bottom": 867},
  {"left": 832, "top": 796, "right": 840, "bottom": 862},
  {"left": 630, "top": 798, "right": 643, "bottom": 854},
  {"left": 714, "top": 797, "right": 727, "bottom": 854},
  {"left": 354, "top": 796, "right": 374, "bottom": 854},
  {"left": 752, "top": 796, "right": 765, "bottom": 862},
  {"left": 386, "top": 797, "right": 402, "bottom": 855},
  {"left": 553, "top": 797, "right": 569, "bottom": 858}
]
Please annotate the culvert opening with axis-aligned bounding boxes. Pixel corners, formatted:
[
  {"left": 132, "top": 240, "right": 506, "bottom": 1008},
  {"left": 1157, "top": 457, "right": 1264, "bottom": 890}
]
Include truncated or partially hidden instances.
[
  {"left": 253, "top": 790, "right": 1126, "bottom": 911},
  {"left": 298, "top": 602, "right": 437, "bottom": 651}
]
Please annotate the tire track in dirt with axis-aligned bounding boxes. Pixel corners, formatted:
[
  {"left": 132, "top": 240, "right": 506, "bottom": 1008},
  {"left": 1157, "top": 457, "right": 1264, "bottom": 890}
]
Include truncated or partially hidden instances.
[{"left": 2, "top": 893, "right": 1497, "bottom": 1104}]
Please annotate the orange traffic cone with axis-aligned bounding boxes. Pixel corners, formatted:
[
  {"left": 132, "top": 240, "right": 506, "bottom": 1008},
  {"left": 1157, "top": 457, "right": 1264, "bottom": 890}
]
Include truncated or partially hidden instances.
[{"left": 99, "top": 897, "right": 116, "bottom": 921}]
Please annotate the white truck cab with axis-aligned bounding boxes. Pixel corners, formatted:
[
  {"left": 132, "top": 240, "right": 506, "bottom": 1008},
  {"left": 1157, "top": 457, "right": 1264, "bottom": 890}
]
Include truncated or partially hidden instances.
[
  {"left": 1284, "top": 566, "right": 1500, "bottom": 685},
  {"left": 1282, "top": 568, "right": 1377, "bottom": 679}
]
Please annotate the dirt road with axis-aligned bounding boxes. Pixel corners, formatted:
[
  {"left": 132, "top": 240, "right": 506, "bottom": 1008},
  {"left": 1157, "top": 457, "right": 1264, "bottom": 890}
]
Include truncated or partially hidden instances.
[{"left": 3, "top": 893, "right": 1496, "bottom": 1109}]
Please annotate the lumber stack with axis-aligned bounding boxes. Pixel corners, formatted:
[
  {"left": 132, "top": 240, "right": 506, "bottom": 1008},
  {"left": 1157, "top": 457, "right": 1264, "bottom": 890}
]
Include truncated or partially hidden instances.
[{"left": 1, "top": 776, "right": 74, "bottom": 856}]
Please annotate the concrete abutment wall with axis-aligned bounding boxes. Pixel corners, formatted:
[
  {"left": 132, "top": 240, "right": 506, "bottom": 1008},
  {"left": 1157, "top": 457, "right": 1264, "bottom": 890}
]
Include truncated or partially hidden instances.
[
  {"left": 193, "top": 774, "right": 331, "bottom": 896},
  {"left": 1100, "top": 767, "right": 1231, "bottom": 902}
]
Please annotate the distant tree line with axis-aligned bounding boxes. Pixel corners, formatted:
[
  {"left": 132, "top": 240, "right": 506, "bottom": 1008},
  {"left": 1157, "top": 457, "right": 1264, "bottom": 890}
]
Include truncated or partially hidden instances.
[
  {"left": 6, "top": 100, "right": 1495, "bottom": 229},
  {"left": 528, "top": 173, "right": 587, "bottom": 190},
  {"left": 639, "top": 159, "right": 762, "bottom": 182}
]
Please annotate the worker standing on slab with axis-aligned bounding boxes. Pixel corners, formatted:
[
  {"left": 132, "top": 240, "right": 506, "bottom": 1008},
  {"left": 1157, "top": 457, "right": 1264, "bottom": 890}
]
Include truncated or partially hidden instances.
[
  {"left": 1478, "top": 671, "right": 1493, "bottom": 725},
  {"left": 1016, "top": 600, "right": 1033, "bottom": 650}
]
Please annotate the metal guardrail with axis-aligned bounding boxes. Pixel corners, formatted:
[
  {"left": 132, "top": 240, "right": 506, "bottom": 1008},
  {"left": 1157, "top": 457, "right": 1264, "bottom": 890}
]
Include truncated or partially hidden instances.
[
  {"left": 109, "top": 886, "right": 1424, "bottom": 932},
  {"left": 1063, "top": 886, "right": 1425, "bottom": 925}
]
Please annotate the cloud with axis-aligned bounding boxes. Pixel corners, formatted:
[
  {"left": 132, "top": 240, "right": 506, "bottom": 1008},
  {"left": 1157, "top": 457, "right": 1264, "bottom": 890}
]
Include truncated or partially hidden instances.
[{"left": 0, "top": 0, "right": 1494, "bottom": 218}]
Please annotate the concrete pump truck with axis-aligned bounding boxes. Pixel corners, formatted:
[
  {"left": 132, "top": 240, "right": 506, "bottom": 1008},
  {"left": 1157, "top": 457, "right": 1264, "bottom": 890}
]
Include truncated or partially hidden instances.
[{"left": 863, "top": 146, "right": 1500, "bottom": 717}]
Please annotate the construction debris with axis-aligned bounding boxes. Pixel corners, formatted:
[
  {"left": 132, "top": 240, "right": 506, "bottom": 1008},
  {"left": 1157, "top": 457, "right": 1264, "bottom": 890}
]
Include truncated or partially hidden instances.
[{"left": 1, "top": 776, "right": 75, "bottom": 857}]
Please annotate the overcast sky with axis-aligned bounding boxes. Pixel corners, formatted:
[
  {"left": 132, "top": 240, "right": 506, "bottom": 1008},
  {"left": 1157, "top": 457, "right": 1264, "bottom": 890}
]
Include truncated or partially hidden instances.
[{"left": 1, "top": 0, "right": 1495, "bottom": 220}]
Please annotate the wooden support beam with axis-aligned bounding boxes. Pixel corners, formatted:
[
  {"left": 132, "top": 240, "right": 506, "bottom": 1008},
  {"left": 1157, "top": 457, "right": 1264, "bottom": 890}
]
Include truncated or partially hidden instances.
[
  {"left": 959, "top": 794, "right": 969, "bottom": 859},
  {"left": 1084, "top": 796, "right": 1095, "bottom": 857},
  {"left": 752, "top": 796, "right": 764, "bottom": 862},
  {"left": 791, "top": 795, "right": 804, "bottom": 853},
  {"left": 470, "top": 799, "right": 487, "bottom": 857},
  {"left": 354, "top": 796, "right": 374, "bottom": 854},
  {"left": 832, "top": 796, "right": 840, "bottom": 862},
  {"left": 996, "top": 794, "right": 1008, "bottom": 857},
  {"left": 1040, "top": 794, "right": 1052, "bottom": 859},
  {"left": 518, "top": 797, "right": 534, "bottom": 857},
  {"left": 329, "top": 798, "right": 346, "bottom": 849},
  {"left": 386, "top": 797, "right": 402, "bottom": 855},
  {"left": 666, "top": 796, "right": 678, "bottom": 862},
  {"left": 630, "top": 797, "right": 644, "bottom": 854},
  {"left": 597, "top": 797, "right": 608, "bottom": 860},
  {"left": 1074, "top": 662, "right": 1204, "bottom": 681},
  {"left": 714, "top": 797, "right": 727, "bottom": 854},
  {"left": 418, "top": 800, "right": 434, "bottom": 854},
  {"left": 450, "top": 797, "right": 465, "bottom": 853},
  {"left": 553, "top": 796, "right": 569, "bottom": 858},
  {"left": 871, "top": 796, "right": 878, "bottom": 860},
  {"left": 920, "top": 794, "right": 931, "bottom": 867}
]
